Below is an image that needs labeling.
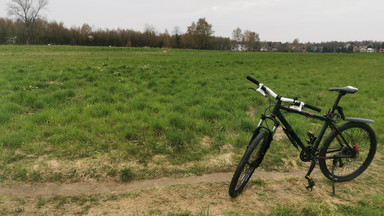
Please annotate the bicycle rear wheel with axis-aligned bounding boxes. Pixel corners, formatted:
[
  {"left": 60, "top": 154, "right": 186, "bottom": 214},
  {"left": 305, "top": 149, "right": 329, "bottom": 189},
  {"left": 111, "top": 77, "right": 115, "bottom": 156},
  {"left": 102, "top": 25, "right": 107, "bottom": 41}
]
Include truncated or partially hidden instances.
[
  {"left": 319, "top": 122, "right": 376, "bottom": 182},
  {"left": 229, "top": 131, "right": 271, "bottom": 198}
]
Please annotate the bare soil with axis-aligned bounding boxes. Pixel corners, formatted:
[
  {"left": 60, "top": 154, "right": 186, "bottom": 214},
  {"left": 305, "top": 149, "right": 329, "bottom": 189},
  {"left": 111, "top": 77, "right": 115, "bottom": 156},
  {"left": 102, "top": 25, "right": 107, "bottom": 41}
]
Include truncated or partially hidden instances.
[
  {"left": 0, "top": 170, "right": 306, "bottom": 197},
  {"left": 0, "top": 154, "right": 382, "bottom": 215},
  {"left": 1, "top": 164, "right": 382, "bottom": 215}
]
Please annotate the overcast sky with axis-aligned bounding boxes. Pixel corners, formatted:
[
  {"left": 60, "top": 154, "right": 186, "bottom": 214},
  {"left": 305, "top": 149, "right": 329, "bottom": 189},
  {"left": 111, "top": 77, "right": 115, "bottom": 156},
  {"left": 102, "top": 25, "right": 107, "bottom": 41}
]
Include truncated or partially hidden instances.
[{"left": 1, "top": 0, "right": 383, "bottom": 42}]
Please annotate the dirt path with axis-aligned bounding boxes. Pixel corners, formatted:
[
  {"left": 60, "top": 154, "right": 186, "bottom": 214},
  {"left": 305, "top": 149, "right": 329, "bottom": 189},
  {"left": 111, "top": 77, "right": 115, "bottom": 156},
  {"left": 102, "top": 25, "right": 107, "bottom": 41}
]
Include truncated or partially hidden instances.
[
  {"left": 0, "top": 170, "right": 309, "bottom": 197},
  {"left": 1, "top": 166, "right": 382, "bottom": 215}
]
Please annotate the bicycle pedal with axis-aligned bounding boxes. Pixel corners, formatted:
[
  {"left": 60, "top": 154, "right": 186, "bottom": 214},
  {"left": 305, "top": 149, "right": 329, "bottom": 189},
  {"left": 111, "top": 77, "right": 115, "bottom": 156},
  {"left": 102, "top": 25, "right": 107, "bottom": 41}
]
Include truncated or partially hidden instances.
[
  {"left": 305, "top": 184, "right": 313, "bottom": 192},
  {"left": 305, "top": 176, "right": 315, "bottom": 191}
]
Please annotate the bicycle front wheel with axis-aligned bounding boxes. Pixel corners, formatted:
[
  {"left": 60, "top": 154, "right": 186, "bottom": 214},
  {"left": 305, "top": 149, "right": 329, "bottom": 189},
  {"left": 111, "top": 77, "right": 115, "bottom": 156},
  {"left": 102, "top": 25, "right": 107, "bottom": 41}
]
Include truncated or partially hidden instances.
[
  {"left": 319, "top": 122, "right": 376, "bottom": 182},
  {"left": 229, "top": 131, "right": 271, "bottom": 198}
]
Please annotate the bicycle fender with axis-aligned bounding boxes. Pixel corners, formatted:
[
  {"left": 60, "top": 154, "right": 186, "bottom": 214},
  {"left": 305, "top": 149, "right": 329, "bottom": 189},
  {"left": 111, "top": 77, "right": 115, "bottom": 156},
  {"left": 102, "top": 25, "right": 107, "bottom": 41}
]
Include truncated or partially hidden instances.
[{"left": 344, "top": 117, "right": 375, "bottom": 124}]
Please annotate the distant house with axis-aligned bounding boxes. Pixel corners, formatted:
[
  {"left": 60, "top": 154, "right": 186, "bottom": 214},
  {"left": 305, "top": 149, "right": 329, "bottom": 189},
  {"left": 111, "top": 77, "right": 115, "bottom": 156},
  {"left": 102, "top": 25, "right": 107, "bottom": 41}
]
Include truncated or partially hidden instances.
[
  {"left": 360, "top": 47, "right": 367, "bottom": 53},
  {"left": 260, "top": 46, "right": 270, "bottom": 52},
  {"left": 380, "top": 48, "right": 384, "bottom": 53},
  {"left": 231, "top": 44, "right": 247, "bottom": 51},
  {"left": 367, "top": 48, "right": 375, "bottom": 53},
  {"left": 6, "top": 36, "right": 16, "bottom": 44},
  {"left": 344, "top": 43, "right": 352, "bottom": 49}
]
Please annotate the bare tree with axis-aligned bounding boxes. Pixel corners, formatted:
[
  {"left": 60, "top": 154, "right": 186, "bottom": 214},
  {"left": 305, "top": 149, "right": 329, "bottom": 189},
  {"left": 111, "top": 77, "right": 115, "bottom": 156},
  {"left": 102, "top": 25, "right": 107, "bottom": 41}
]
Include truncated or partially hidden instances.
[
  {"left": 172, "top": 26, "right": 182, "bottom": 48},
  {"left": 195, "top": 18, "right": 213, "bottom": 49},
  {"left": 187, "top": 18, "right": 213, "bottom": 49},
  {"left": 232, "top": 27, "right": 243, "bottom": 50},
  {"left": 232, "top": 27, "right": 243, "bottom": 43},
  {"left": 291, "top": 38, "right": 300, "bottom": 52},
  {"left": 243, "top": 30, "right": 259, "bottom": 51},
  {"left": 7, "top": 0, "right": 48, "bottom": 44},
  {"left": 172, "top": 26, "right": 181, "bottom": 36},
  {"left": 144, "top": 24, "right": 157, "bottom": 47},
  {"left": 160, "top": 29, "right": 171, "bottom": 48}
]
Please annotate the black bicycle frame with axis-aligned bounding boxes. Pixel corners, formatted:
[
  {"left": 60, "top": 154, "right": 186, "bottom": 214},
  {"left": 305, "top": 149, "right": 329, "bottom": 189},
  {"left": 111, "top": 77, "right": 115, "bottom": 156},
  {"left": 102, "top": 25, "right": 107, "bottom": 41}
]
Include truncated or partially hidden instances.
[
  {"left": 254, "top": 91, "right": 358, "bottom": 160},
  {"left": 267, "top": 100, "right": 335, "bottom": 156}
]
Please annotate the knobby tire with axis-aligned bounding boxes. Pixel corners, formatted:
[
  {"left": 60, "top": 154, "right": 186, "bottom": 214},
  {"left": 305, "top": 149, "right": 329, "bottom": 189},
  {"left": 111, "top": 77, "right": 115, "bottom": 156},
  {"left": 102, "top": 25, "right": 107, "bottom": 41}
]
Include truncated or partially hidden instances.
[{"left": 229, "top": 131, "right": 271, "bottom": 198}]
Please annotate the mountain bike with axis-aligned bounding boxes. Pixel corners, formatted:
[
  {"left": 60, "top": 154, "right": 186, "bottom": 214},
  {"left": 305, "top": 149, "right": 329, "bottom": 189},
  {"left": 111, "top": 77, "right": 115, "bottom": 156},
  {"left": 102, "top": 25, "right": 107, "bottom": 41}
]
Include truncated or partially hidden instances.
[{"left": 229, "top": 76, "right": 377, "bottom": 198}]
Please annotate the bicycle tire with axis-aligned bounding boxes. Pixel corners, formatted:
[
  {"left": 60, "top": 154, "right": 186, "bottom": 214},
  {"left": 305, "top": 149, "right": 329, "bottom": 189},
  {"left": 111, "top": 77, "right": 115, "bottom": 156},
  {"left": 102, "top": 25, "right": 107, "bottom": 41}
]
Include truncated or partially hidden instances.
[
  {"left": 319, "top": 122, "right": 376, "bottom": 182},
  {"left": 229, "top": 131, "right": 271, "bottom": 198}
]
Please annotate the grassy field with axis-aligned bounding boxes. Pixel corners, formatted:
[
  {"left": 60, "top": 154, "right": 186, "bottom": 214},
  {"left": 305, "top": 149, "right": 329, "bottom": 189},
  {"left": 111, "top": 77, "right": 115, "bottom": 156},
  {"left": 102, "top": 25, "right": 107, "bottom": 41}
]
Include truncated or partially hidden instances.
[
  {"left": 0, "top": 45, "right": 383, "bottom": 179},
  {"left": 0, "top": 45, "right": 383, "bottom": 214}
]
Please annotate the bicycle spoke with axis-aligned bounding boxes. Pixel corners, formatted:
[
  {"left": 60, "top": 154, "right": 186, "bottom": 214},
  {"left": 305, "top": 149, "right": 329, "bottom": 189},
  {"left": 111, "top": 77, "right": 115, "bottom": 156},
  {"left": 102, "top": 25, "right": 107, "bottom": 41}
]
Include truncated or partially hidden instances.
[{"left": 323, "top": 126, "right": 372, "bottom": 178}]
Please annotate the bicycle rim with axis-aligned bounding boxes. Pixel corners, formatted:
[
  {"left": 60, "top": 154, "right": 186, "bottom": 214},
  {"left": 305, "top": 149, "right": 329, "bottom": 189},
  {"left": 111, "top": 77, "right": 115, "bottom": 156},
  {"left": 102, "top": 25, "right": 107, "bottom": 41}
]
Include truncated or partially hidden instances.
[{"left": 320, "top": 123, "right": 376, "bottom": 181}]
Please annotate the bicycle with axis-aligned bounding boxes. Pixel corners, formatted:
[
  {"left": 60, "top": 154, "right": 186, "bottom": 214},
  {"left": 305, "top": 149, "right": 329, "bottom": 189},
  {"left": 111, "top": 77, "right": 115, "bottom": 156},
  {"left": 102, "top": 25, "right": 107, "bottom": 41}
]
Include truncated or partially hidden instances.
[{"left": 229, "top": 76, "right": 377, "bottom": 198}]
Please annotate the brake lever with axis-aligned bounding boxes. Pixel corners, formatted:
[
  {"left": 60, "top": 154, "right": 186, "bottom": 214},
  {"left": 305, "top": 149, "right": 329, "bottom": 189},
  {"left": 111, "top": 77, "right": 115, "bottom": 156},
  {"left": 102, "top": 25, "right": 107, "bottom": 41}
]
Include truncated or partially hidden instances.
[
  {"left": 256, "top": 84, "right": 266, "bottom": 97},
  {"left": 289, "top": 102, "right": 304, "bottom": 112},
  {"left": 249, "top": 87, "right": 266, "bottom": 97}
]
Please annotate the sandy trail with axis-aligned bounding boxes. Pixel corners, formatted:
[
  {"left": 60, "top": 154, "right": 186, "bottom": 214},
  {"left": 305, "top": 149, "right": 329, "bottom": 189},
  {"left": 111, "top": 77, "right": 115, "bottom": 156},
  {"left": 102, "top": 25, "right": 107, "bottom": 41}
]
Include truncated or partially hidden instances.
[{"left": 0, "top": 170, "right": 309, "bottom": 197}]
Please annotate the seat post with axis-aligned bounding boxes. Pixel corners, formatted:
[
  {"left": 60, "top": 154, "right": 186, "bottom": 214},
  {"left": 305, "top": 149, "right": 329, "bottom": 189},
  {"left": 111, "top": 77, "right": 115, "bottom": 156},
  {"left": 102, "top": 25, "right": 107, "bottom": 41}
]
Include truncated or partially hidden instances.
[{"left": 331, "top": 92, "right": 345, "bottom": 113}]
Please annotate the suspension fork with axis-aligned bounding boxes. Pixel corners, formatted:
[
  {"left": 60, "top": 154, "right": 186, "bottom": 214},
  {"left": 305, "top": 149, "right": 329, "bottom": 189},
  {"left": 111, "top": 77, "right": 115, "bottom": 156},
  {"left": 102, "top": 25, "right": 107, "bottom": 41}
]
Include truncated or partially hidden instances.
[
  {"left": 253, "top": 114, "right": 280, "bottom": 137},
  {"left": 247, "top": 115, "right": 278, "bottom": 150}
]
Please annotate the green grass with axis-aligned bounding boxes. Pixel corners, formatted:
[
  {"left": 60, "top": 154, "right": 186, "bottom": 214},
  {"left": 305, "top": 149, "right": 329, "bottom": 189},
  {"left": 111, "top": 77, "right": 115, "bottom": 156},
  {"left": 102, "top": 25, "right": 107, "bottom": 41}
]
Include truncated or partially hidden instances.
[
  {"left": 263, "top": 195, "right": 384, "bottom": 216},
  {"left": 0, "top": 45, "right": 383, "bottom": 182}
]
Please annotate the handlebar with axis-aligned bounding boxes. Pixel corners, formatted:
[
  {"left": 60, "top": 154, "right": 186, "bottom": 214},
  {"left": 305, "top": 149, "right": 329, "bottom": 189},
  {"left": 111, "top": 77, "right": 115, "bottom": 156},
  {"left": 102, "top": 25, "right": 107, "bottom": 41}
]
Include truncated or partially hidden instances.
[
  {"left": 246, "top": 76, "right": 260, "bottom": 85},
  {"left": 247, "top": 75, "right": 322, "bottom": 113},
  {"left": 303, "top": 103, "right": 322, "bottom": 113}
]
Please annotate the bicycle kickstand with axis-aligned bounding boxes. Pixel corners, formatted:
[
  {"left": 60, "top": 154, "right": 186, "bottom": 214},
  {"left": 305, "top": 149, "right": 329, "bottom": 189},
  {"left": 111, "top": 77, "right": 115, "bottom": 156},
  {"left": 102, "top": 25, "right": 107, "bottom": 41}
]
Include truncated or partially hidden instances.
[{"left": 331, "top": 158, "right": 338, "bottom": 196}]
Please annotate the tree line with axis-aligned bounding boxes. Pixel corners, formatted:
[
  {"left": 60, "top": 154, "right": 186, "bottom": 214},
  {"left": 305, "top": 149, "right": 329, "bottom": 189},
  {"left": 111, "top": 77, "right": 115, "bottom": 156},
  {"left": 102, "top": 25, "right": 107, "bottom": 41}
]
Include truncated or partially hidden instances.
[
  {"left": 0, "top": 16, "right": 383, "bottom": 52},
  {"left": 0, "top": 17, "right": 234, "bottom": 50}
]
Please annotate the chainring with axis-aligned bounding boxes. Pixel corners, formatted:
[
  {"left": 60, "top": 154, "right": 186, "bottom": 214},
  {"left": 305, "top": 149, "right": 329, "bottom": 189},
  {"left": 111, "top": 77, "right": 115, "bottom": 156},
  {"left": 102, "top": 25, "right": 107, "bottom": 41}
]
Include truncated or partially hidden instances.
[{"left": 300, "top": 147, "right": 312, "bottom": 162}]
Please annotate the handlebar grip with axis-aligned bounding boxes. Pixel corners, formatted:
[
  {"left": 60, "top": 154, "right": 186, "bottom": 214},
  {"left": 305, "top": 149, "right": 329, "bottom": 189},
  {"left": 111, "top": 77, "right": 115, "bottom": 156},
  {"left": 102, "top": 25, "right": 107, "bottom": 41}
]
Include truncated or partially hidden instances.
[
  {"left": 246, "top": 76, "right": 260, "bottom": 86},
  {"left": 304, "top": 103, "right": 322, "bottom": 113}
]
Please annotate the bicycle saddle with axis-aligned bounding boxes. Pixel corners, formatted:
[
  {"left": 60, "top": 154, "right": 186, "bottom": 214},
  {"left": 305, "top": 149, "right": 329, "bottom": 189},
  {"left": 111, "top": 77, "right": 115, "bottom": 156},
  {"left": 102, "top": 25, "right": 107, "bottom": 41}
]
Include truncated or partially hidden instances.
[{"left": 328, "top": 86, "right": 358, "bottom": 94}]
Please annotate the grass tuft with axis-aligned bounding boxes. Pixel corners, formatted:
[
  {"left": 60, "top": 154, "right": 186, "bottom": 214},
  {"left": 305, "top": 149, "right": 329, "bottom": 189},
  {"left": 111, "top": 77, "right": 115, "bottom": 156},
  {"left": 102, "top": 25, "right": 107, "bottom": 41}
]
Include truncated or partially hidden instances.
[{"left": 120, "top": 167, "right": 135, "bottom": 182}]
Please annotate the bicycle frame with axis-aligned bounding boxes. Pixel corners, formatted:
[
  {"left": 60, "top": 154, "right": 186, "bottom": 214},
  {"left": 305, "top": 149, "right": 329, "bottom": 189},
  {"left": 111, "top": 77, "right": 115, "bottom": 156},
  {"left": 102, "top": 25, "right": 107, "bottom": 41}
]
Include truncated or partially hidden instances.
[
  {"left": 256, "top": 100, "right": 329, "bottom": 154},
  {"left": 255, "top": 92, "right": 357, "bottom": 158}
]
